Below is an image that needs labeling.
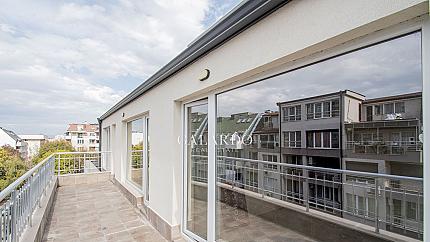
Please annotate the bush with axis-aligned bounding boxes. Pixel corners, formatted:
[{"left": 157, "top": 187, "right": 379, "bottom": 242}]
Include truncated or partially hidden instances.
[
  {"left": 0, "top": 145, "right": 29, "bottom": 190},
  {"left": 31, "top": 140, "right": 75, "bottom": 164}
]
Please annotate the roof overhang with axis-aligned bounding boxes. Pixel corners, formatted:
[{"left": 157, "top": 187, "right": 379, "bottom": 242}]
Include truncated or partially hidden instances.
[{"left": 99, "top": 0, "right": 289, "bottom": 121}]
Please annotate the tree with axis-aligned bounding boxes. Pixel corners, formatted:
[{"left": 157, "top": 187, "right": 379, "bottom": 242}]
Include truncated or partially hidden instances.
[
  {"left": 0, "top": 145, "right": 29, "bottom": 191},
  {"left": 31, "top": 140, "right": 75, "bottom": 164}
]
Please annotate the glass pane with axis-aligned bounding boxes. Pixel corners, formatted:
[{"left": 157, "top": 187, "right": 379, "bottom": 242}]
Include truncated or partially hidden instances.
[
  {"left": 146, "top": 118, "right": 150, "bottom": 201},
  {"left": 215, "top": 32, "right": 422, "bottom": 241},
  {"left": 186, "top": 102, "right": 208, "bottom": 239},
  {"left": 127, "top": 118, "right": 144, "bottom": 189}
]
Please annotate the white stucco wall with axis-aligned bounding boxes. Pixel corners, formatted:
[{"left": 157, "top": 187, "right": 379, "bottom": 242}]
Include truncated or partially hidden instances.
[
  {"left": 0, "top": 130, "right": 16, "bottom": 147},
  {"left": 100, "top": 0, "right": 429, "bottom": 227}
]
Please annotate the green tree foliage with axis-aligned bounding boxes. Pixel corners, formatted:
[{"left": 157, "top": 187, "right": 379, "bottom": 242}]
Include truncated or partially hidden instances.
[
  {"left": 0, "top": 145, "right": 29, "bottom": 191},
  {"left": 30, "top": 140, "right": 76, "bottom": 175},
  {"left": 132, "top": 142, "right": 143, "bottom": 168},
  {"left": 31, "top": 140, "right": 75, "bottom": 164}
]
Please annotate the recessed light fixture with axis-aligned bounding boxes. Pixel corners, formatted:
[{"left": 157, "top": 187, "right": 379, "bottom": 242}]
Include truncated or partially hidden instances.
[{"left": 199, "top": 69, "right": 210, "bottom": 81}]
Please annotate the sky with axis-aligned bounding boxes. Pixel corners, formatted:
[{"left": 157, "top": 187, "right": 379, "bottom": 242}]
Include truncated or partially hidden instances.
[
  {"left": 218, "top": 32, "right": 422, "bottom": 117},
  {"left": 0, "top": 0, "right": 240, "bottom": 137}
]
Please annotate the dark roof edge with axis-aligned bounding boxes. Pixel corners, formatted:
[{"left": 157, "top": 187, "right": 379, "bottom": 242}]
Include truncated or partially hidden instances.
[
  {"left": 277, "top": 90, "right": 365, "bottom": 106},
  {"left": 99, "top": 0, "right": 290, "bottom": 121},
  {"left": 363, "top": 91, "right": 422, "bottom": 104}
]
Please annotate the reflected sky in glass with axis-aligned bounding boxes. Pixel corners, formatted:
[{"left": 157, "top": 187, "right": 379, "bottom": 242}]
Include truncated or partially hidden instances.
[{"left": 217, "top": 32, "right": 421, "bottom": 116}]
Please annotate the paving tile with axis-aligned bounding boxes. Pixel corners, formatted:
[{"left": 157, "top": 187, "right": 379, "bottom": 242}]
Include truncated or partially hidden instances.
[{"left": 43, "top": 180, "right": 168, "bottom": 242}]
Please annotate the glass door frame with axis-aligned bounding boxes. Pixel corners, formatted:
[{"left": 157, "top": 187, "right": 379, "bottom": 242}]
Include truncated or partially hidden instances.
[
  {"left": 125, "top": 115, "right": 150, "bottom": 200},
  {"left": 181, "top": 19, "right": 429, "bottom": 242},
  {"left": 182, "top": 98, "right": 215, "bottom": 242}
]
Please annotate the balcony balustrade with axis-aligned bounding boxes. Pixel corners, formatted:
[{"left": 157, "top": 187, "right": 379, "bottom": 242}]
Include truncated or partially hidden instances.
[
  {"left": 0, "top": 151, "right": 424, "bottom": 241},
  {"left": 191, "top": 155, "right": 423, "bottom": 239}
]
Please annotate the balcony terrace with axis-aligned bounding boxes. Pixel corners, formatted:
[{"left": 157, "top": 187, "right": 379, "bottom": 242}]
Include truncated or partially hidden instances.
[
  {"left": 0, "top": 152, "right": 423, "bottom": 242},
  {"left": 0, "top": 152, "right": 174, "bottom": 242}
]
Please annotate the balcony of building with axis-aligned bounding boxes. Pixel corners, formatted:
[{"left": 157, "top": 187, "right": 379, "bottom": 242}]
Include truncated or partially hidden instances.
[{"left": 0, "top": 152, "right": 423, "bottom": 242}]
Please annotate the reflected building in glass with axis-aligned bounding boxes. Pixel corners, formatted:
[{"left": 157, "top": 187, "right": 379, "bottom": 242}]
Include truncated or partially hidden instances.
[
  {"left": 277, "top": 90, "right": 364, "bottom": 212},
  {"left": 343, "top": 92, "right": 423, "bottom": 235}
]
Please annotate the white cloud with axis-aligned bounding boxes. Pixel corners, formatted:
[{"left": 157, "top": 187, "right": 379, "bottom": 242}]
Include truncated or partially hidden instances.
[{"left": 0, "top": 0, "right": 237, "bottom": 136}]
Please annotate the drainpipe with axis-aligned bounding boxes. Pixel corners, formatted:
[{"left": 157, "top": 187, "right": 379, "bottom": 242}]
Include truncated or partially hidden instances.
[
  {"left": 277, "top": 103, "right": 283, "bottom": 200},
  {"left": 339, "top": 90, "right": 345, "bottom": 217},
  {"left": 98, "top": 118, "right": 102, "bottom": 152}
]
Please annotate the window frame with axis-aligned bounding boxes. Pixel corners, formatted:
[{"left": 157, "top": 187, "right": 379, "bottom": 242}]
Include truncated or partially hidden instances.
[{"left": 180, "top": 21, "right": 429, "bottom": 242}]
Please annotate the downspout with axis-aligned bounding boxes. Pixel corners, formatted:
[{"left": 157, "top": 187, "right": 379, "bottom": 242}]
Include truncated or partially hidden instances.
[
  {"left": 339, "top": 91, "right": 344, "bottom": 168},
  {"left": 339, "top": 90, "right": 344, "bottom": 216},
  {"left": 278, "top": 103, "right": 283, "bottom": 200},
  {"left": 98, "top": 118, "right": 102, "bottom": 152}
]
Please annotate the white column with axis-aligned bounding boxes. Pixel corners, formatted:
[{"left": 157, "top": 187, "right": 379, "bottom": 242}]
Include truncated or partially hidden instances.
[
  {"left": 207, "top": 94, "right": 216, "bottom": 242},
  {"left": 422, "top": 16, "right": 430, "bottom": 242}
]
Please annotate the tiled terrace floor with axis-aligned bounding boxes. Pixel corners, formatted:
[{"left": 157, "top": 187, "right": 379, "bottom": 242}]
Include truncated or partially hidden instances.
[
  {"left": 188, "top": 196, "right": 318, "bottom": 242},
  {"left": 43, "top": 182, "right": 167, "bottom": 242}
]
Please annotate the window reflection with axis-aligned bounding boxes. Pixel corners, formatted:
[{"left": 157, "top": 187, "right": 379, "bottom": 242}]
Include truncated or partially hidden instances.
[
  {"left": 186, "top": 102, "right": 208, "bottom": 240},
  {"left": 127, "top": 118, "right": 144, "bottom": 190},
  {"left": 215, "top": 32, "right": 422, "bottom": 241}
]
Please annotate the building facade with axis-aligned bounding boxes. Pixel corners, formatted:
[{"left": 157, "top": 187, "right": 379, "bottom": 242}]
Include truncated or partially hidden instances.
[
  {"left": 98, "top": 1, "right": 430, "bottom": 241},
  {"left": 65, "top": 123, "right": 99, "bottom": 151},
  {"left": 18, "top": 134, "right": 47, "bottom": 160},
  {"left": 0, "top": 127, "right": 28, "bottom": 159},
  {"left": 343, "top": 92, "right": 423, "bottom": 235}
]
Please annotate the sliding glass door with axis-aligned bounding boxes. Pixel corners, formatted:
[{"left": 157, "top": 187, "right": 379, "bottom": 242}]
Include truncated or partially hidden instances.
[
  {"left": 126, "top": 116, "right": 150, "bottom": 199},
  {"left": 184, "top": 100, "right": 208, "bottom": 241},
  {"left": 183, "top": 31, "right": 424, "bottom": 242}
]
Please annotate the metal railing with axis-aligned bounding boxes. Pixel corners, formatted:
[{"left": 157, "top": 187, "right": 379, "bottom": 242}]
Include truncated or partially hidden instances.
[
  {"left": 55, "top": 151, "right": 112, "bottom": 175},
  {"left": 346, "top": 141, "right": 422, "bottom": 155},
  {"left": 191, "top": 155, "right": 423, "bottom": 238},
  {"left": 0, "top": 154, "right": 55, "bottom": 242},
  {"left": 0, "top": 151, "right": 112, "bottom": 242}
]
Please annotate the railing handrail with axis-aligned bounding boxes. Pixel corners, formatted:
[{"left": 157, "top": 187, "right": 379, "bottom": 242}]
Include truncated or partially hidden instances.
[
  {"left": 54, "top": 151, "right": 111, "bottom": 155},
  {"left": 215, "top": 155, "right": 423, "bottom": 182},
  {"left": 0, "top": 154, "right": 55, "bottom": 201}
]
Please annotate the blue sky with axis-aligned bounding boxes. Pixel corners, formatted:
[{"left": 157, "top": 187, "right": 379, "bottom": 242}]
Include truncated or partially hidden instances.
[{"left": 0, "top": 0, "right": 240, "bottom": 136}]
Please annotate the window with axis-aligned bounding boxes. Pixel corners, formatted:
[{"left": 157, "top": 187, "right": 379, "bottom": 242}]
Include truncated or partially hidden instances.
[
  {"left": 260, "top": 134, "right": 276, "bottom": 149},
  {"left": 306, "top": 104, "right": 314, "bottom": 119},
  {"left": 283, "top": 105, "right": 301, "bottom": 121},
  {"left": 264, "top": 177, "right": 277, "bottom": 193},
  {"left": 314, "top": 103, "right": 322, "bottom": 118},
  {"left": 331, "top": 132, "right": 339, "bottom": 148},
  {"left": 395, "top": 102, "right": 405, "bottom": 113},
  {"left": 127, "top": 118, "right": 145, "bottom": 190},
  {"left": 306, "top": 99, "right": 340, "bottom": 119},
  {"left": 383, "top": 103, "right": 394, "bottom": 114},
  {"left": 307, "top": 130, "right": 339, "bottom": 149},
  {"left": 263, "top": 116, "right": 273, "bottom": 128},
  {"left": 383, "top": 102, "right": 405, "bottom": 114},
  {"left": 374, "top": 104, "right": 382, "bottom": 115},
  {"left": 406, "top": 201, "right": 417, "bottom": 220},
  {"left": 283, "top": 131, "right": 301, "bottom": 148},
  {"left": 323, "top": 101, "right": 331, "bottom": 118},
  {"left": 283, "top": 155, "right": 302, "bottom": 165},
  {"left": 332, "top": 99, "right": 340, "bottom": 117},
  {"left": 262, "top": 154, "right": 278, "bottom": 170},
  {"left": 214, "top": 32, "right": 422, "bottom": 241},
  {"left": 314, "top": 132, "right": 322, "bottom": 147}
]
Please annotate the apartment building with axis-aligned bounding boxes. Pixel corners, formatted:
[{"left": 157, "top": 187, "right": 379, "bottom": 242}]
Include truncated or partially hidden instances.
[
  {"left": 97, "top": 1, "right": 429, "bottom": 241},
  {"left": 244, "top": 111, "right": 281, "bottom": 196},
  {"left": 18, "top": 134, "right": 47, "bottom": 160},
  {"left": 277, "top": 90, "right": 365, "bottom": 211},
  {"left": 65, "top": 123, "right": 99, "bottom": 151},
  {"left": 0, "top": 127, "right": 28, "bottom": 159},
  {"left": 343, "top": 92, "right": 423, "bottom": 235}
]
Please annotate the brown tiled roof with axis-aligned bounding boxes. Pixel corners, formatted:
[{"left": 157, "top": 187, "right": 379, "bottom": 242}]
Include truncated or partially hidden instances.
[{"left": 67, "top": 123, "right": 99, "bottom": 132}]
